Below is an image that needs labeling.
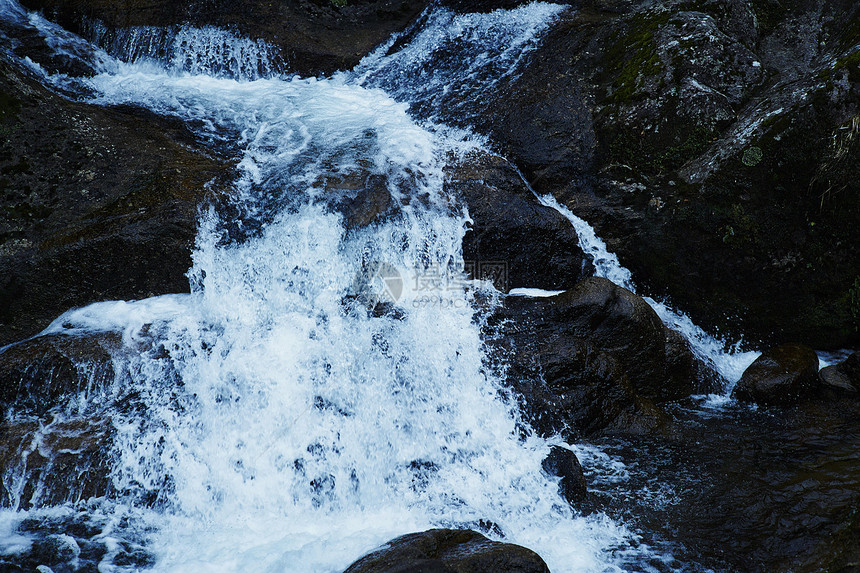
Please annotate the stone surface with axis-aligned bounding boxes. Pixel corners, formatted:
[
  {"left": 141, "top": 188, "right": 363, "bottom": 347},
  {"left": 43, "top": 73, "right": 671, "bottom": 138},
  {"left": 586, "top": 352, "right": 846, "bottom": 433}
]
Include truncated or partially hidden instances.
[
  {"left": 818, "top": 352, "right": 860, "bottom": 394},
  {"left": 541, "top": 445, "right": 587, "bottom": 505},
  {"left": 0, "top": 57, "right": 229, "bottom": 347},
  {"left": 343, "top": 529, "right": 550, "bottom": 573},
  {"left": 19, "top": 0, "right": 431, "bottom": 77},
  {"left": 732, "top": 343, "right": 821, "bottom": 405},
  {"left": 490, "top": 277, "right": 707, "bottom": 437},
  {"left": 446, "top": 152, "right": 593, "bottom": 292},
  {"left": 471, "top": 0, "right": 860, "bottom": 349},
  {"left": 0, "top": 333, "right": 119, "bottom": 415}
]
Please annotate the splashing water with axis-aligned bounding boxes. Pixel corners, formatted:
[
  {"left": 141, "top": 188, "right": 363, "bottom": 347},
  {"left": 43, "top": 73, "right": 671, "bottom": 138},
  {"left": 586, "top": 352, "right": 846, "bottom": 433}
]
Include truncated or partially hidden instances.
[{"left": 0, "top": 1, "right": 656, "bottom": 572}]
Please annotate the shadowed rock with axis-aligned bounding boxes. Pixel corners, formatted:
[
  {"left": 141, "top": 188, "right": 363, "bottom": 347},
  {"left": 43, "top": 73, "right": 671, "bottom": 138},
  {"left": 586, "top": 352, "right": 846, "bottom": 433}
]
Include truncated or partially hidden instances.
[
  {"left": 343, "top": 529, "right": 550, "bottom": 573},
  {"left": 490, "top": 277, "right": 708, "bottom": 437},
  {"left": 732, "top": 343, "right": 820, "bottom": 405},
  {"left": 541, "top": 445, "right": 587, "bottom": 505},
  {"left": 446, "top": 152, "right": 593, "bottom": 292},
  {"left": 818, "top": 352, "right": 860, "bottom": 395},
  {"left": 0, "top": 57, "right": 229, "bottom": 347}
]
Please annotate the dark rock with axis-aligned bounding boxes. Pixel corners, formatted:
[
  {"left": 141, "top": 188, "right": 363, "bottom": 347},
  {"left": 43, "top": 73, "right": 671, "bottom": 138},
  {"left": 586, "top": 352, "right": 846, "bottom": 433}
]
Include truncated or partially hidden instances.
[
  {"left": 19, "top": 0, "right": 431, "bottom": 77},
  {"left": 0, "top": 57, "right": 229, "bottom": 347},
  {"left": 446, "top": 152, "right": 593, "bottom": 292},
  {"left": 664, "top": 326, "right": 723, "bottom": 395},
  {"left": 491, "top": 277, "right": 705, "bottom": 437},
  {"left": 541, "top": 445, "right": 587, "bottom": 505},
  {"left": 732, "top": 343, "right": 821, "bottom": 405},
  {"left": 0, "top": 333, "right": 118, "bottom": 415},
  {"left": 819, "top": 352, "right": 860, "bottom": 394},
  {"left": 0, "top": 416, "right": 113, "bottom": 508},
  {"left": 342, "top": 529, "right": 550, "bottom": 573},
  {"left": 471, "top": 0, "right": 860, "bottom": 349}
]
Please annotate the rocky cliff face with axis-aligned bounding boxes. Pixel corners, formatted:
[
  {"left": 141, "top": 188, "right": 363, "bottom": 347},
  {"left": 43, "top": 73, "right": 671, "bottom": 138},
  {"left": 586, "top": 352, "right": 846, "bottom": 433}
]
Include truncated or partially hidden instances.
[{"left": 475, "top": 0, "right": 860, "bottom": 349}]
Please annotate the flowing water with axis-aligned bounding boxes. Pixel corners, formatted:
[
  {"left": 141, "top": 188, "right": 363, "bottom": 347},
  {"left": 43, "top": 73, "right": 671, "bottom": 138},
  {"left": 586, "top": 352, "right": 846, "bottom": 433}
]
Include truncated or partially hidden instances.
[
  {"left": 1, "top": 2, "right": 857, "bottom": 572},
  {"left": 0, "top": 2, "right": 645, "bottom": 571}
]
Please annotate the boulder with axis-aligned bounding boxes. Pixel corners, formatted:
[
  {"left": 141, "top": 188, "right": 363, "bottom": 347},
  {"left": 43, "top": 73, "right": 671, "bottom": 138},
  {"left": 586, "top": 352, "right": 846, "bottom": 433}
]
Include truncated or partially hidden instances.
[
  {"left": 818, "top": 352, "right": 860, "bottom": 394},
  {"left": 0, "top": 57, "right": 229, "bottom": 347},
  {"left": 446, "top": 152, "right": 593, "bottom": 292},
  {"left": 342, "top": 529, "right": 549, "bottom": 573},
  {"left": 541, "top": 445, "right": 587, "bottom": 505},
  {"left": 490, "top": 277, "right": 705, "bottom": 437},
  {"left": 732, "top": 343, "right": 821, "bottom": 405},
  {"left": 19, "top": 0, "right": 431, "bottom": 77}
]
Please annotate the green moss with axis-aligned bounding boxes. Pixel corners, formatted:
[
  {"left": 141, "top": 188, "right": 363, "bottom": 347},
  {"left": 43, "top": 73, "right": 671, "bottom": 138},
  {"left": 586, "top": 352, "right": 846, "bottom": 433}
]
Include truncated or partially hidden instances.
[
  {"left": 604, "top": 11, "right": 670, "bottom": 104},
  {"left": 609, "top": 124, "right": 717, "bottom": 173},
  {"left": 834, "top": 49, "right": 860, "bottom": 83}
]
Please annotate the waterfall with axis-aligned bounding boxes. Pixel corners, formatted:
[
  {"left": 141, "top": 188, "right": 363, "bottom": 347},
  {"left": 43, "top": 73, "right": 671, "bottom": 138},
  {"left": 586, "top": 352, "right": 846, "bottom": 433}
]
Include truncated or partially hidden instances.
[{"left": 0, "top": 2, "right": 664, "bottom": 571}]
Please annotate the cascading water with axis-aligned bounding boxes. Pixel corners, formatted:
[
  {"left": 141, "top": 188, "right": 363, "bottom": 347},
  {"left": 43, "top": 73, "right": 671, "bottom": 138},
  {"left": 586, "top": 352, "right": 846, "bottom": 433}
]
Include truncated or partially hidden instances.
[{"left": 0, "top": 2, "right": 666, "bottom": 571}]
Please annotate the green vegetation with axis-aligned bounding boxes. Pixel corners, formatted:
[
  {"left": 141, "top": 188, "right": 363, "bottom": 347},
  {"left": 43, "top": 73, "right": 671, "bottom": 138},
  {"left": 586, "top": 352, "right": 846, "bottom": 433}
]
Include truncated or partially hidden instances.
[
  {"left": 749, "top": 0, "right": 789, "bottom": 35},
  {"left": 609, "top": 124, "right": 717, "bottom": 173},
  {"left": 604, "top": 11, "right": 670, "bottom": 104},
  {"left": 833, "top": 49, "right": 860, "bottom": 83},
  {"left": 330, "top": 0, "right": 347, "bottom": 7},
  {"left": 742, "top": 146, "right": 763, "bottom": 166}
]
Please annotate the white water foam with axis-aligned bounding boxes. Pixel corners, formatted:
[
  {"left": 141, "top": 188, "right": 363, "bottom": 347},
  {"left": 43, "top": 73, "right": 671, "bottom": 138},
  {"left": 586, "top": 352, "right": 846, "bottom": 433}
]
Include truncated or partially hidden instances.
[{"left": 0, "top": 1, "right": 647, "bottom": 572}]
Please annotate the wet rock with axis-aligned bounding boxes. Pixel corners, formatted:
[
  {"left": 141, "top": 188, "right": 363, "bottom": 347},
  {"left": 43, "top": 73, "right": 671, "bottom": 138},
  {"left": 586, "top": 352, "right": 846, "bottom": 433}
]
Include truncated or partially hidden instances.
[
  {"left": 0, "top": 58, "right": 229, "bottom": 347},
  {"left": 0, "top": 416, "right": 113, "bottom": 509},
  {"left": 732, "top": 343, "right": 821, "bottom": 405},
  {"left": 342, "top": 529, "right": 550, "bottom": 573},
  {"left": 0, "top": 333, "right": 119, "bottom": 414},
  {"left": 491, "top": 277, "right": 703, "bottom": 437},
  {"left": 541, "top": 445, "right": 587, "bottom": 505},
  {"left": 446, "top": 152, "right": 593, "bottom": 292},
  {"left": 20, "top": 0, "right": 430, "bottom": 77},
  {"left": 472, "top": 0, "right": 860, "bottom": 349},
  {"left": 819, "top": 352, "right": 860, "bottom": 394}
]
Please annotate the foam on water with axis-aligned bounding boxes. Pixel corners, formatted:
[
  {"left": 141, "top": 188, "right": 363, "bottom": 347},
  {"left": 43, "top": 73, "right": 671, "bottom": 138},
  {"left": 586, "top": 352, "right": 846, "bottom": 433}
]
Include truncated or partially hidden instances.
[
  {"left": 0, "top": 1, "right": 648, "bottom": 571},
  {"left": 537, "top": 194, "right": 760, "bottom": 388}
]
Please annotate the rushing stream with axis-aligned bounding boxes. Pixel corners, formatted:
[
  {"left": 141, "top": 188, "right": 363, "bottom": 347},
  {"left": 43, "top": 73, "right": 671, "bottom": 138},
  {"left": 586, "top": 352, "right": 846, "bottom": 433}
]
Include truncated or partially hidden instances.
[{"left": 1, "top": 1, "right": 857, "bottom": 572}]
